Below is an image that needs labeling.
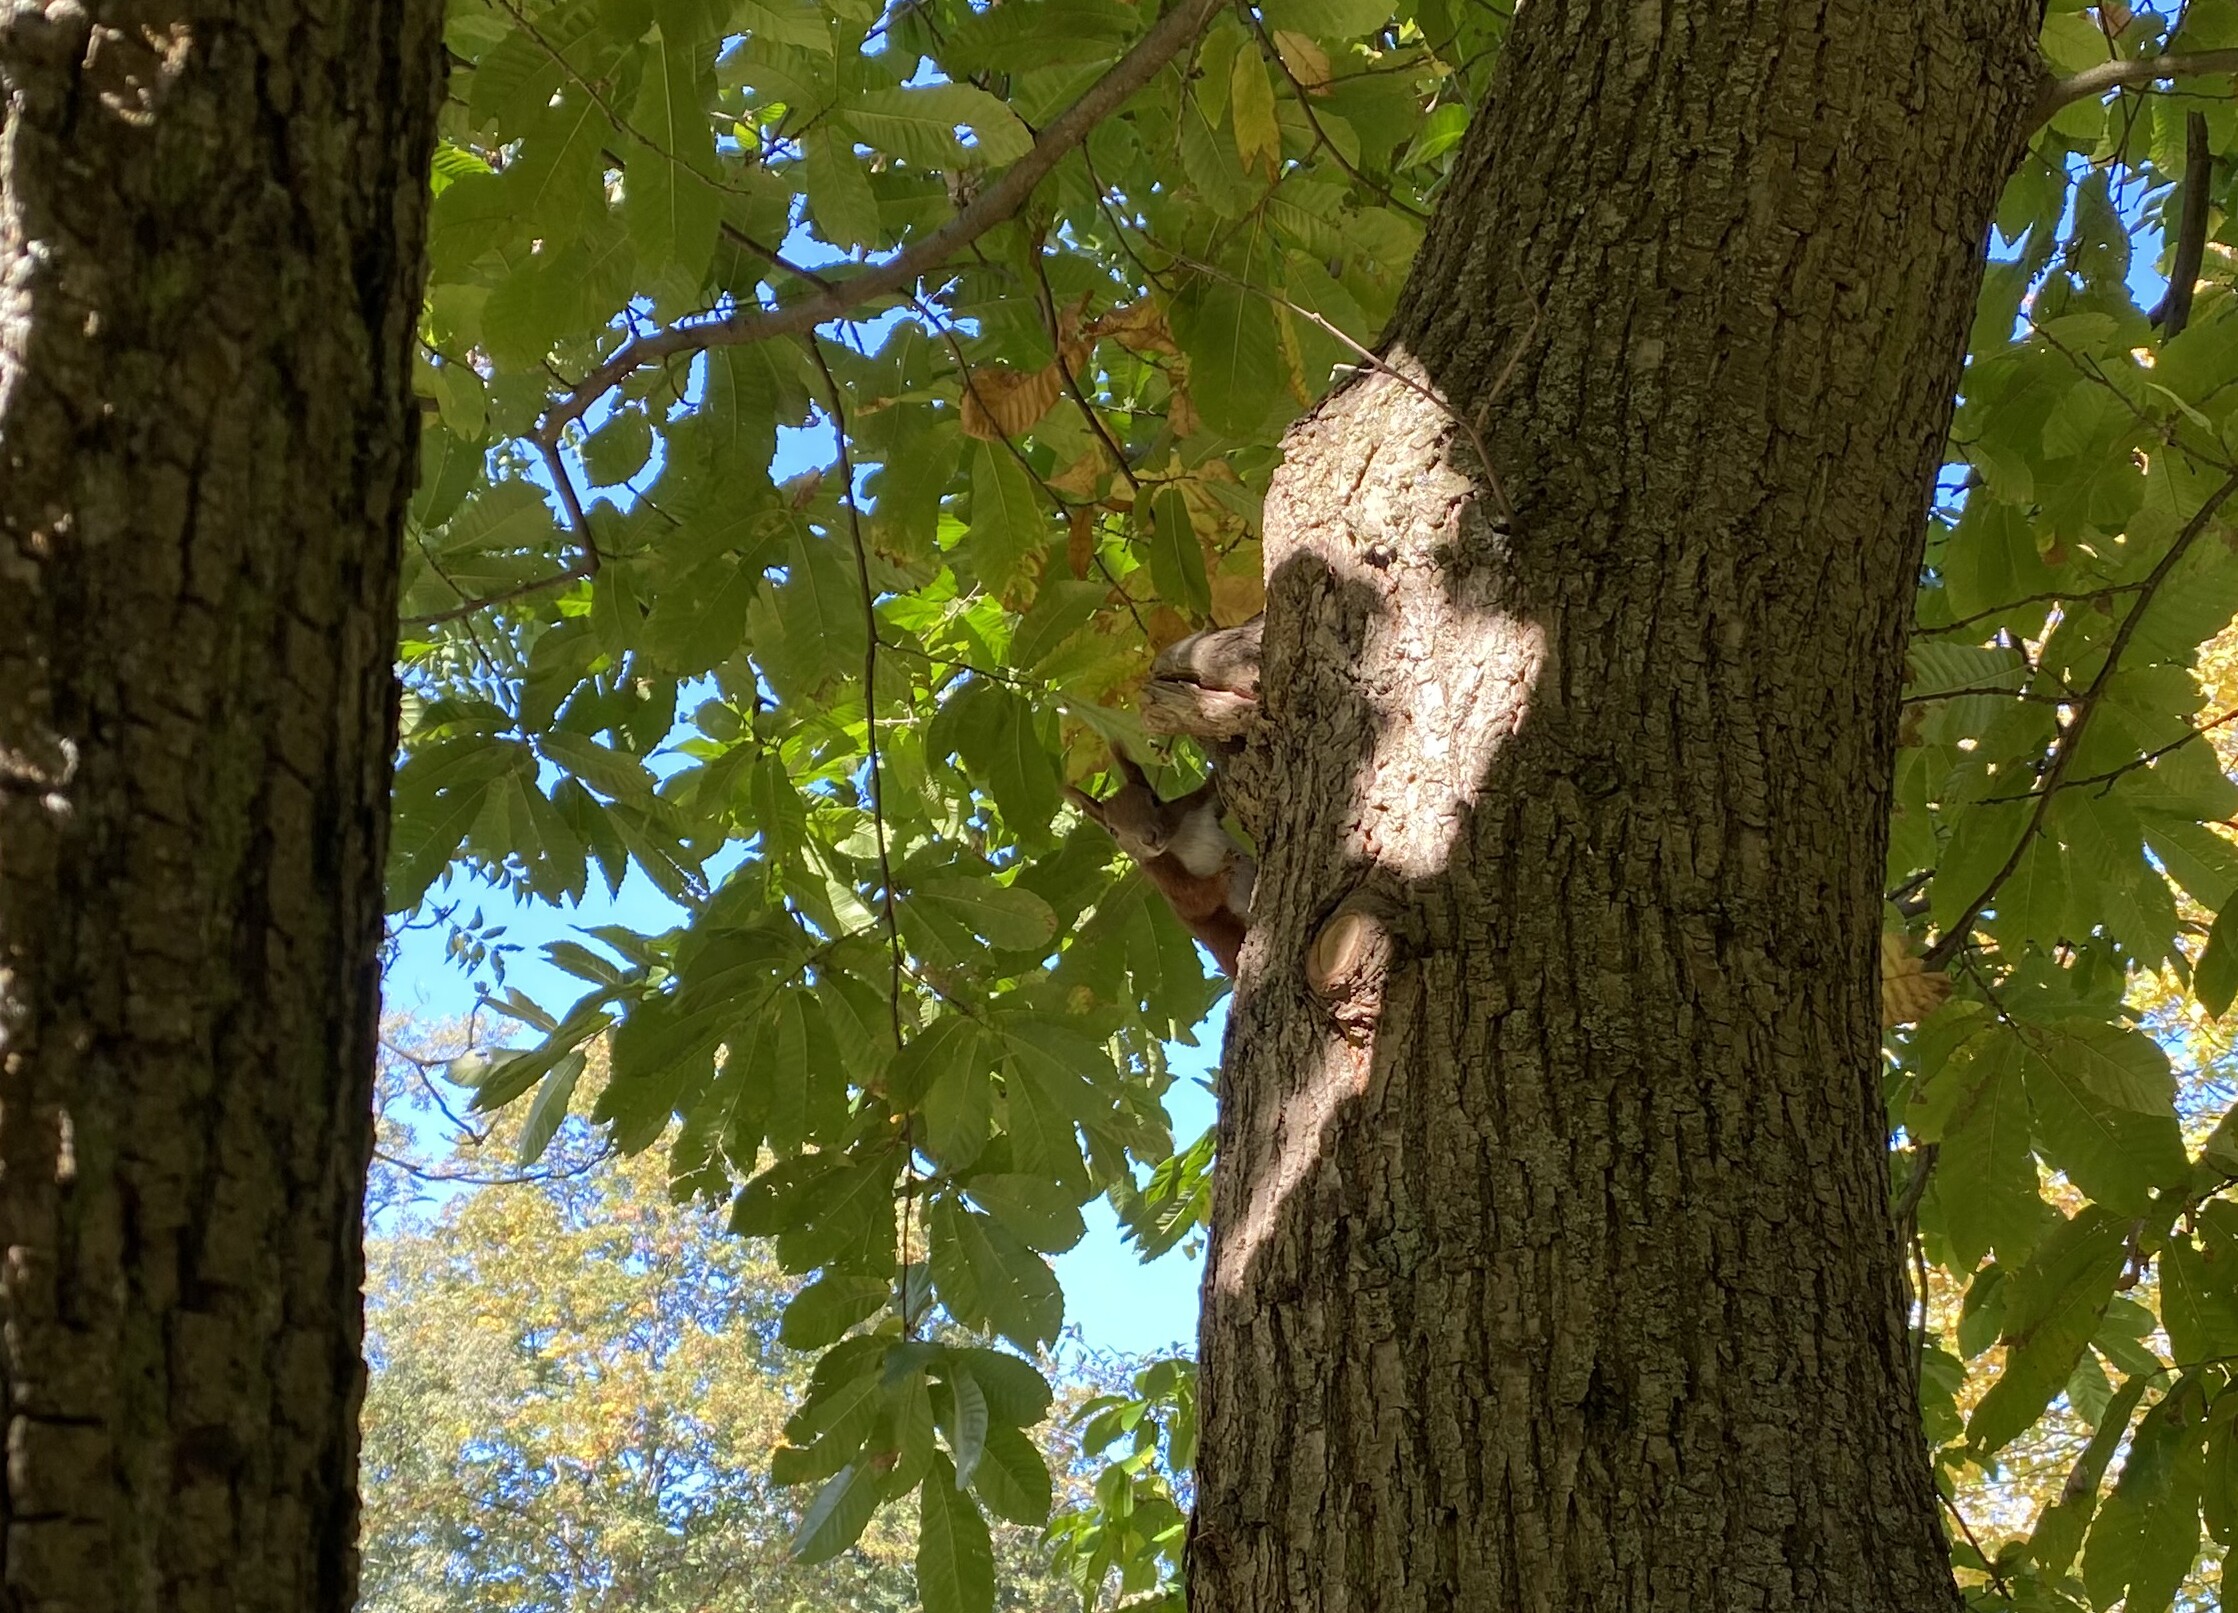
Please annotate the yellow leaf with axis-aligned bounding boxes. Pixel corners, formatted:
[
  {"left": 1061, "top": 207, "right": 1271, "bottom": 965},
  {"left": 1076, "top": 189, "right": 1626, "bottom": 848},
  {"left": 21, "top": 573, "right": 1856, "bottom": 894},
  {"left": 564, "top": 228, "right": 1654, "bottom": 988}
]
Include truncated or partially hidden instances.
[
  {"left": 1271, "top": 30, "right": 1332, "bottom": 94},
  {"left": 1230, "top": 48, "right": 1281, "bottom": 182},
  {"left": 1880, "top": 932, "right": 1950, "bottom": 1027},
  {"left": 1273, "top": 304, "right": 1313, "bottom": 409},
  {"left": 958, "top": 361, "right": 1064, "bottom": 441}
]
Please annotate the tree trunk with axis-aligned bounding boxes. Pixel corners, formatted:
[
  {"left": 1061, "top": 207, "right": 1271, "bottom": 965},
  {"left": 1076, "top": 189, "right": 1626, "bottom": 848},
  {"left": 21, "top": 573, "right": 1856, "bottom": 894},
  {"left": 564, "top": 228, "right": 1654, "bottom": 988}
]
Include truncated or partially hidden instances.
[
  {"left": 0, "top": 13, "right": 441, "bottom": 1611},
  {"left": 1195, "top": 5, "right": 2045, "bottom": 1608}
]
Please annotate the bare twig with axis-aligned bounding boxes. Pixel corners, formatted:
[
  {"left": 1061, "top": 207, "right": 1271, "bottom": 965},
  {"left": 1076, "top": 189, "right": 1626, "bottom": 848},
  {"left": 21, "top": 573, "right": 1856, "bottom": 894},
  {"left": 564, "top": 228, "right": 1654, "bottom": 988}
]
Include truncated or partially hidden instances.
[{"left": 535, "top": 0, "right": 1230, "bottom": 445}]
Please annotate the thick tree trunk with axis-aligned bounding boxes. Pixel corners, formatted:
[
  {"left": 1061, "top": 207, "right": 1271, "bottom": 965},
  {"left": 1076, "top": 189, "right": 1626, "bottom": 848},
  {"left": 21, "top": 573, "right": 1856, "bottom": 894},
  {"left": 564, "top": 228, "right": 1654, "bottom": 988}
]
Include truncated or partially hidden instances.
[
  {"left": 0, "top": 13, "right": 440, "bottom": 1611},
  {"left": 1196, "top": 5, "right": 2045, "bottom": 1608}
]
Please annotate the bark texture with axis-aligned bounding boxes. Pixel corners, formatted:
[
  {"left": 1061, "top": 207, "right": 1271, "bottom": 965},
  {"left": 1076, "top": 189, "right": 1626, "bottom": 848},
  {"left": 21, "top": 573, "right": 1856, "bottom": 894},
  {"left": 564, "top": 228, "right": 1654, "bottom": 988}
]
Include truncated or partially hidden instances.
[
  {"left": 0, "top": 12, "right": 441, "bottom": 1611},
  {"left": 1195, "top": 5, "right": 2046, "bottom": 1609}
]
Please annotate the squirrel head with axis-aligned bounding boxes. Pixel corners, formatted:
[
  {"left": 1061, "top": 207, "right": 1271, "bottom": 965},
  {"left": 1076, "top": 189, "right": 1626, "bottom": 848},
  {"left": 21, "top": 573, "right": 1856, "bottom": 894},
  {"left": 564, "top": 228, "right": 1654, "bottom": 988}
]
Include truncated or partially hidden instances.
[{"left": 1065, "top": 751, "right": 1175, "bottom": 862}]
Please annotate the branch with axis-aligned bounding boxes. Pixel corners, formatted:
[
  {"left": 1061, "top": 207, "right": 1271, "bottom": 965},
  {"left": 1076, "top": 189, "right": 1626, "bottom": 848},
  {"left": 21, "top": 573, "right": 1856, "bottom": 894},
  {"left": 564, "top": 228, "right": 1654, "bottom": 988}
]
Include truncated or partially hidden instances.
[
  {"left": 538, "top": 438, "right": 602, "bottom": 575},
  {"left": 2030, "top": 48, "right": 2238, "bottom": 130},
  {"left": 534, "top": 0, "right": 1228, "bottom": 445},
  {"left": 1924, "top": 470, "right": 2238, "bottom": 969},
  {"left": 2154, "top": 111, "right": 2213, "bottom": 339}
]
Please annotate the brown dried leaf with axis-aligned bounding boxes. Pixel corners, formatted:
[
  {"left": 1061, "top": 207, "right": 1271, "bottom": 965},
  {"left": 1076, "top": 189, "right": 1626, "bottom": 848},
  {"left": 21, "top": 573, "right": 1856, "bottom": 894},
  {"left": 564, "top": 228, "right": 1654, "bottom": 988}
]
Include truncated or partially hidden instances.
[
  {"left": 1880, "top": 932, "right": 1950, "bottom": 1027},
  {"left": 960, "top": 362, "right": 1065, "bottom": 441},
  {"left": 1168, "top": 381, "right": 1202, "bottom": 439},
  {"left": 1067, "top": 509, "right": 1097, "bottom": 579},
  {"left": 1048, "top": 447, "right": 1108, "bottom": 500},
  {"left": 1086, "top": 300, "right": 1180, "bottom": 355},
  {"left": 1210, "top": 570, "right": 1265, "bottom": 626},
  {"left": 1146, "top": 605, "right": 1193, "bottom": 650}
]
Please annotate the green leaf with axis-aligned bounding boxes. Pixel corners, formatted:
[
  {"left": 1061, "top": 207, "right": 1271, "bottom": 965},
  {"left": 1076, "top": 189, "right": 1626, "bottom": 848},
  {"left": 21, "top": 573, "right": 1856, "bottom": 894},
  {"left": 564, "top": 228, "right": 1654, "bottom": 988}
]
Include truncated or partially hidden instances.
[
  {"left": 847, "top": 84, "right": 1032, "bottom": 167},
  {"left": 2030, "top": 1373, "right": 2152, "bottom": 1575},
  {"left": 2014, "top": 1025, "right": 2187, "bottom": 1215},
  {"left": 2162, "top": 1235, "right": 2238, "bottom": 1362},
  {"left": 917, "top": 1453, "right": 996, "bottom": 1613},
  {"left": 1228, "top": 47, "right": 1279, "bottom": 179},
  {"left": 946, "top": 1367, "right": 990, "bottom": 1486},
  {"left": 1400, "top": 101, "right": 1469, "bottom": 167},
  {"left": 1147, "top": 484, "right": 1211, "bottom": 619},
  {"left": 790, "top": 1462, "right": 883, "bottom": 1562},
  {"left": 928, "top": 1195, "right": 1064, "bottom": 1351},
  {"left": 804, "top": 124, "right": 880, "bottom": 251},
  {"left": 966, "top": 1172, "right": 1088, "bottom": 1253},
  {"left": 1925, "top": 1037, "right": 2040, "bottom": 1270},
  {"left": 516, "top": 1049, "right": 587, "bottom": 1165},
  {"left": 951, "top": 1346, "right": 1053, "bottom": 1425},
  {"left": 2198, "top": 899, "right": 2238, "bottom": 1016},
  {"left": 969, "top": 1419, "right": 1053, "bottom": 1525},
  {"left": 623, "top": 25, "right": 723, "bottom": 286},
  {"left": 922, "top": 1059, "right": 994, "bottom": 1171},
  {"left": 910, "top": 877, "right": 1059, "bottom": 951},
  {"left": 780, "top": 1274, "right": 892, "bottom": 1349},
  {"left": 1260, "top": 0, "right": 1390, "bottom": 36},
  {"left": 1968, "top": 1209, "right": 2126, "bottom": 1455},
  {"left": 888, "top": 1015, "right": 987, "bottom": 1106},
  {"left": 964, "top": 442, "right": 1045, "bottom": 596},
  {"left": 1173, "top": 277, "right": 1280, "bottom": 438},
  {"left": 2084, "top": 1400, "right": 2206, "bottom": 1613}
]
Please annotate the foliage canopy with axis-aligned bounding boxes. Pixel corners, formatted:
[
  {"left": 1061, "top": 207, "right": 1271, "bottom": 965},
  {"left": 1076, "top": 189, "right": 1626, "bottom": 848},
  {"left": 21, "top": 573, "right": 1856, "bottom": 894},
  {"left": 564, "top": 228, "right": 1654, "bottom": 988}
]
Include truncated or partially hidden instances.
[{"left": 394, "top": 0, "right": 2238, "bottom": 1605}]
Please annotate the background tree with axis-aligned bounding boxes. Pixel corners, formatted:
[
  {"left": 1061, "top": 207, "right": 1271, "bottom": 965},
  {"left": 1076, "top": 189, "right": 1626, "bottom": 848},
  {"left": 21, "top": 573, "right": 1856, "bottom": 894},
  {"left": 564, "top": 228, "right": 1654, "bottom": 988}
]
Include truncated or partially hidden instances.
[
  {"left": 0, "top": 11, "right": 443, "bottom": 1611},
  {"left": 363, "top": 1025, "right": 1106, "bottom": 1612},
  {"left": 395, "top": 0, "right": 2238, "bottom": 1608}
]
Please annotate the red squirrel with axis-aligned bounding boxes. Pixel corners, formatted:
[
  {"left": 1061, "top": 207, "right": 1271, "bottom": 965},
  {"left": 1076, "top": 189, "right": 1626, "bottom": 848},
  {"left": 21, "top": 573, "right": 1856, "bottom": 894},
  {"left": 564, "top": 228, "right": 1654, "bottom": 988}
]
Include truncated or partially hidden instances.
[{"left": 1065, "top": 750, "right": 1255, "bottom": 973}]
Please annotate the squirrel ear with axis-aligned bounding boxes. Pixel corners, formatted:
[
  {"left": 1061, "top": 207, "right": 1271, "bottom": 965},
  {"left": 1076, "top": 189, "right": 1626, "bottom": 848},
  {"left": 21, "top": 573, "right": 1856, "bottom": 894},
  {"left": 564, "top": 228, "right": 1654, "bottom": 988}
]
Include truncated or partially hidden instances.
[
  {"left": 1063, "top": 783, "right": 1102, "bottom": 819},
  {"left": 1108, "top": 746, "right": 1149, "bottom": 789}
]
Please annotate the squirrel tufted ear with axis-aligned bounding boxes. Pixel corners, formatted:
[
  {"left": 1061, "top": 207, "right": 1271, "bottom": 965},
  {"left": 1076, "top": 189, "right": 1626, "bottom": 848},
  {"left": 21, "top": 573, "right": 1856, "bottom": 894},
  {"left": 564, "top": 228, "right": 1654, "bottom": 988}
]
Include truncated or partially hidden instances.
[
  {"left": 1106, "top": 746, "right": 1150, "bottom": 789},
  {"left": 1063, "top": 782, "right": 1102, "bottom": 818}
]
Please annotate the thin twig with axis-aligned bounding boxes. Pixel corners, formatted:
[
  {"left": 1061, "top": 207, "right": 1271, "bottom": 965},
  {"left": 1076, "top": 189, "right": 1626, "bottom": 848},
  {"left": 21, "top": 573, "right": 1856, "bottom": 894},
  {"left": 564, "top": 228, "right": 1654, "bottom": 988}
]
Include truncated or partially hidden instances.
[
  {"left": 1976, "top": 706, "right": 2238, "bottom": 804},
  {"left": 1918, "top": 582, "right": 2144, "bottom": 638},
  {"left": 1243, "top": 9, "right": 1430, "bottom": 223},
  {"left": 403, "top": 564, "right": 596, "bottom": 627},
  {"left": 1029, "top": 248, "right": 1142, "bottom": 492},
  {"left": 1940, "top": 1490, "right": 2016, "bottom": 1602},
  {"left": 1167, "top": 249, "right": 1521, "bottom": 522},
  {"left": 805, "top": 332, "right": 918, "bottom": 1334},
  {"left": 1925, "top": 469, "right": 2238, "bottom": 970}
]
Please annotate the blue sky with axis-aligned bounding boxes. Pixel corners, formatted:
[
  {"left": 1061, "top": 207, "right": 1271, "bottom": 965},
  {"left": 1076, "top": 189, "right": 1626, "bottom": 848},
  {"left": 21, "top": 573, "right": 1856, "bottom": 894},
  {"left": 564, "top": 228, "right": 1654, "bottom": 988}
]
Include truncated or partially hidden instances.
[{"left": 386, "top": 862, "right": 1218, "bottom": 1357}]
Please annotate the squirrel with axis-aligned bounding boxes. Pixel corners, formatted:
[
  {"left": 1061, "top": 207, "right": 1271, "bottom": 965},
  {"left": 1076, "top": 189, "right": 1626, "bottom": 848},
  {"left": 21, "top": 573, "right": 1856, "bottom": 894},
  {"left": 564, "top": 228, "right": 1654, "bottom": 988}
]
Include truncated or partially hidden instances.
[{"left": 1065, "top": 749, "right": 1255, "bottom": 974}]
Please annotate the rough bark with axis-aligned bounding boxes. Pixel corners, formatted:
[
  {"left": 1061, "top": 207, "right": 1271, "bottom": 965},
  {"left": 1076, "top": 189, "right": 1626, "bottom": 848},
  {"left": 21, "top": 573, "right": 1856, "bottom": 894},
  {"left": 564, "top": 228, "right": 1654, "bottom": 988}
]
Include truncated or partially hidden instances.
[
  {"left": 0, "top": 12, "right": 441, "bottom": 1611},
  {"left": 1194, "top": 5, "right": 2046, "bottom": 1609}
]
